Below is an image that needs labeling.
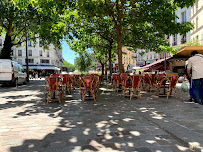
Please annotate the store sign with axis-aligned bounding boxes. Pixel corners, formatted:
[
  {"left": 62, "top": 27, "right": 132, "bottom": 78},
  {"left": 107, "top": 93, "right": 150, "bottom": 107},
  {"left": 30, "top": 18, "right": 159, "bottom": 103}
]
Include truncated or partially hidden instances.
[{"left": 146, "top": 60, "right": 156, "bottom": 64}]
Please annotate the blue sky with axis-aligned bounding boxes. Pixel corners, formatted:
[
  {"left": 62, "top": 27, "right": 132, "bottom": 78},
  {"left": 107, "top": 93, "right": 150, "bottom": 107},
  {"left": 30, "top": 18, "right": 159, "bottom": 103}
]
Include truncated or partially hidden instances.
[{"left": 62, "top": 40, "right": 78, "bottom": 65}]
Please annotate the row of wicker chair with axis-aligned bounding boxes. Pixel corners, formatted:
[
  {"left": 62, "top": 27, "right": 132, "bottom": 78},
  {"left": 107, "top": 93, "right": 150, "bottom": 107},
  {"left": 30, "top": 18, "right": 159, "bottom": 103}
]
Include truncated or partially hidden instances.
[
  {"left": 112, "top": 73, "right": 179, "bottom": 100},
  {"left": 45, "top": 74, "right": 103, "bottom": 103}
]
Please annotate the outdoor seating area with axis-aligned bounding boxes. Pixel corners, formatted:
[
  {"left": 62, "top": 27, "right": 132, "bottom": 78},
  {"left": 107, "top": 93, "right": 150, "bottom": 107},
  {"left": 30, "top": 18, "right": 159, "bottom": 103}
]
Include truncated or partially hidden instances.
[
  {"left": 112, "top": 72, "right": 179, "bottom": 100},
  {"left": 44, "top": 74, "right": 101, "bottom": 103}
]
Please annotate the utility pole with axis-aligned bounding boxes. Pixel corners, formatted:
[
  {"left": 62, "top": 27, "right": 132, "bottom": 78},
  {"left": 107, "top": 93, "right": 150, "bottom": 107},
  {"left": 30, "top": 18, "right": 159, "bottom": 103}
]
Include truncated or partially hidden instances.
[
  {"left": 164, "top": 52, "right": 167, "bottom": 73},
  {"left": 25, "top": 9, "right": 29, "bottom": 82}
]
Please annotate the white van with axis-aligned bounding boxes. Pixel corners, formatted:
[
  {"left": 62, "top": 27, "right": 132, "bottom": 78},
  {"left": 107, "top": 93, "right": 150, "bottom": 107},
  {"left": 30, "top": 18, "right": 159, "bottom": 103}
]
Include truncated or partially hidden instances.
[{"left": 0, "top": 59, "right": 27, "bottom": 86}]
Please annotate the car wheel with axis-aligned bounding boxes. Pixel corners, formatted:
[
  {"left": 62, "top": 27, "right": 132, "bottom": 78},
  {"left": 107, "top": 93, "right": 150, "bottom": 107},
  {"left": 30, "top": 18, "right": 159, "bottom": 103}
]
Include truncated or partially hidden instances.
[
  {"left": 15, "top": 79, "right": 18, "bottom": 87},
  {"left": 23, "top": 79, "right": 26, "bottom": 85},
  {"left": 12, "top": 78, "right": 18, "bottom": 87}
]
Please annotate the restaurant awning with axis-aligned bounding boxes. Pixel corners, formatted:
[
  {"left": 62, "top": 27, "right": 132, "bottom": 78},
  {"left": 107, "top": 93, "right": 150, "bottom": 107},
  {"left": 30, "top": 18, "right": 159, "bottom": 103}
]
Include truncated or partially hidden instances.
[
  {"left": 23, "top": 65, "right": 60, "bottom": 70},
  {"left": 129, "top": 66, "right": 141, "bottom": 70},
  {"left": 139, "top": 57, "right": 171, "bottom": 71},
  {"left": 175, "top": 46, "right": 203, "bottom": 57}
]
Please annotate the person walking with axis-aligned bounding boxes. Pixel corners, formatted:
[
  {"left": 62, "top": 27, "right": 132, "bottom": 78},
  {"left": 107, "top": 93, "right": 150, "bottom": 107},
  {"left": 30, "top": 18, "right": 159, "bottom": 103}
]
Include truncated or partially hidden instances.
[{"left": 187, "top": 51, "right": 203, "bottom": 104}]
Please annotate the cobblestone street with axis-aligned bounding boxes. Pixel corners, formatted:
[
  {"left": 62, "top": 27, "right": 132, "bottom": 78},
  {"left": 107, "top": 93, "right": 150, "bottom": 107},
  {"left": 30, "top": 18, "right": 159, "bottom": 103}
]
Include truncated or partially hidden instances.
[{"left": 0, "top": 79, "right": 202, "bottom": 152}]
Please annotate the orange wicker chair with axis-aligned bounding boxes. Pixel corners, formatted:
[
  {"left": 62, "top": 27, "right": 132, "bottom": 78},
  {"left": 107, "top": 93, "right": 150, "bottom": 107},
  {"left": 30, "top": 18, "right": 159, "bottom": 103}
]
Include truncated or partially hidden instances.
[
  {"left": 130, "top": 75, "right": 141, "bottom": 100},
  {"left": 167, "top": 76, "right": 179, "bottom": 99},
  {"left": 144, "top": 74, "right": 151, "bottom": 92},
  {"left": 45, "top": 76, "right": 63, "bottom": 103},
  {"left": 61, "top": 74, "right": 72, "bottom": 94},
  {"left": 112, "top": 74, "right": 118, "bottom": 91},
  {"left": 150, "top": 74, "right": 157, "bottom": 90},
  {"left": 79, "top": 76, "right": 97, "bottom": 101}
]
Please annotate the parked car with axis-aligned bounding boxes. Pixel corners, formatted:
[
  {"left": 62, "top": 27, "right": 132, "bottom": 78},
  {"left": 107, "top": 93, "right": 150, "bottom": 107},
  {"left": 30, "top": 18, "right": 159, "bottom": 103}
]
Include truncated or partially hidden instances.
[{"left": 0, "top": 59, "right": 27, "bottom": 86}]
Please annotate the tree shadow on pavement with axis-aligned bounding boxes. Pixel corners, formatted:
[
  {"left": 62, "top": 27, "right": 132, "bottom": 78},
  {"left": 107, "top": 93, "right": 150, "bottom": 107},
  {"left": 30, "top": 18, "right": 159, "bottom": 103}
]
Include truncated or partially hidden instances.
[{"left": 7, "top": 85, "right": 191, "bottom": 152}]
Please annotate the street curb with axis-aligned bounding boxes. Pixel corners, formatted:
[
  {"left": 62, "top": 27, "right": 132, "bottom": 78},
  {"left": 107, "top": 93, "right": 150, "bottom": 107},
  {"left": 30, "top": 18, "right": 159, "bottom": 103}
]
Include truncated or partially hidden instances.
[{"left": 136, "top": 108, "right": 203, "bottom": 152}]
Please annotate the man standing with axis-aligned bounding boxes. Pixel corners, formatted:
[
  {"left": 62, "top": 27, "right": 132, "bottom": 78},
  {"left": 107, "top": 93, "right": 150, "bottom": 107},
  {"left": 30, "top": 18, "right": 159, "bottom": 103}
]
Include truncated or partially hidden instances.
[{"left": 187, "top": 51, "right": 203, "bottom": 104}]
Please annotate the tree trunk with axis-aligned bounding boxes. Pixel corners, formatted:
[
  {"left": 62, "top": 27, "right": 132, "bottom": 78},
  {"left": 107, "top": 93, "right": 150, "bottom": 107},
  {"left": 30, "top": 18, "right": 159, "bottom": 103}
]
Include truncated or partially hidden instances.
[
  {"left": 101, "top": 63, "right": 104, "bottom": 75},
  {"left": 0, "top": 34, "right": 13, "bottom": 59},
  {"left": 109, "top": 43, "right": 113, "bottom": 76},
  {"left": 115, "top": 1, "right": 124, "bottom": 74},
  {"left": 104, "top": 61, "right": 107, "bottom": 76},
  {"left": 117, "top": 26, "right": 124, "bottom": 73}
]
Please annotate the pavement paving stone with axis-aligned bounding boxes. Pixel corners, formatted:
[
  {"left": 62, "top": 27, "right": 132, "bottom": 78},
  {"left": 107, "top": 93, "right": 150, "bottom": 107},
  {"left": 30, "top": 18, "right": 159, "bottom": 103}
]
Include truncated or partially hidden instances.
[{"left": 0, "top": 80, "right": 202, "bottom": 151}]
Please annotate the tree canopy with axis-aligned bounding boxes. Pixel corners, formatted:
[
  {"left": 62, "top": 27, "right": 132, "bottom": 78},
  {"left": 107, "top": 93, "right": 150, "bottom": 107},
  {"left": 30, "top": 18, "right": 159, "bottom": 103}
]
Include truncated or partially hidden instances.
[
  {"left": 75, "top": 51, "right": 93, "bottom": 72},
  {"left": 75, "top": 0, "right": 195, "bottom": 73},
  {"left": 63, "top": 60, "right": 75, "bottom": 72},
  {"left": 0, "top": 0, "right": 70, "bottom": 58}
]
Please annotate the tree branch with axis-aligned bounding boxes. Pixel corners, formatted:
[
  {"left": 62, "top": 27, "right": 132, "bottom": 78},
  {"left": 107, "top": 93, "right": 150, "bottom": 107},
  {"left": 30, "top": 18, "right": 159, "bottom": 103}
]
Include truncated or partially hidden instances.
[
  {"left": 105, "top": 0, "right": 117, "bottom": 26},
  {"left": 13, "top": 36, "right": 40, "bottom": 46},
  {"left": 12, "top": 27, "right": 25, "bottom": 41}
]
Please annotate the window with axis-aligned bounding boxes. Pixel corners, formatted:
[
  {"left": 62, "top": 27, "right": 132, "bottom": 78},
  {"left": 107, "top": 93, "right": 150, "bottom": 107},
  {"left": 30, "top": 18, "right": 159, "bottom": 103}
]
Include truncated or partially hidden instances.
[
  {"left": 18, "top": 50, "right": 22, "bottom": 56},
  {"left": 18, "top": 59, "right": 22, "bottom": 65},
  {"left": 28, "top": 59, "right": 34, "bottom": 63},
  {"left": 181, "top": 35, "right": 186, "bottom": 44},
  {"left": 0, "top": 39, "right": 2, "bottom": 46},
  {"left": 28, "top": 50, "right": 32, "bottom": 56},
  {"left": 182, "top": 11, "right": 186, "bottom": 24},
  {"left": 196, "top": 35, "right": 199, "bottom": 40},
  {"left": 47, "top": 51, "right": 49, "bottom": 57},
  {"left": 28, "top": 41, "right": 32, "bottom": 46},
  {"left": 196, "top": 16, "right": 198, "bottom": 29},
  {"left": 39, "top": 50, "right": 42, "bottom": 56},
  {"left": 39, "top": 42, "right": 42, "bottom": 47},
  {"left": 40, "top": 59, "right": 49, "bottom": 64},
  {"left": 173, "top": 34, "right": 177, "bottom": 46}
]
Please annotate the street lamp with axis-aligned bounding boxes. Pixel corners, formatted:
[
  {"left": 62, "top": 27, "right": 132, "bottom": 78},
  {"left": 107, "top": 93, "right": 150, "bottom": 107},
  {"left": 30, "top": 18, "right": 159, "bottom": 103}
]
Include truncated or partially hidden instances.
[{"left": 25, "top": 9, "right": 29, "bottom": 82}]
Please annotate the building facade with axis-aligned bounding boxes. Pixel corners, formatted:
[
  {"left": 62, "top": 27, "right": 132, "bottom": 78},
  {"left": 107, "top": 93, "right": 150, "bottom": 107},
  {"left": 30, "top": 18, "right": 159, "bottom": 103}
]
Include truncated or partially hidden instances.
[
  {"left": 114, "top": 46, "right": 136, "bottom": 71},
  {"left": 0, "top": 36, "right": 63, "bottom": 74},
  {"left": 136, "top": 1, "right": 202, "bottom": 67},
  {"left": 190, "top": 0, "right": 203, "bottom": 44}
]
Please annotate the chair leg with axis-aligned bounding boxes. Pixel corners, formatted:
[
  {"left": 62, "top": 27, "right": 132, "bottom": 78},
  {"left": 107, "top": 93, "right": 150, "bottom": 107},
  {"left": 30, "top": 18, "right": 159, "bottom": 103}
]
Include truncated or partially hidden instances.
[
  {"left": 123, "top": 87, "right": 126, "bottom": 97},
  {"left": 167, "top": 87, "right": 171, "bottom": 99},
  {"left": 138, "top": 88, "right": 141, "bottom": 99},
  {"left": 47, "top": 91, "right": 52, "bottom": 103},
  {"left": 45, "top": 92, "right": 47, "bottom": 102},
  {"left": 130, "top": 88, "right": 134, "bottom": 100},
  {"left": 91, "top": 90, "right": 96, "bottom": 101},
  {"left": 174, "top": 88, "right": 178, "bottom": 98},
  {"left": 157, "top": 87, "right": 160, "bottom": 96},
  {"left": 61, "top": 91, "right": 63, "bottom": 101},
  {"left": 56, "top": 90, "right": 61, "bottom": 103},
  {"left": 80, "top": 90, "right": 83, "bottom": 101},
  {"left": 83, "top": 90, "right": 86, "bottom": 101}
]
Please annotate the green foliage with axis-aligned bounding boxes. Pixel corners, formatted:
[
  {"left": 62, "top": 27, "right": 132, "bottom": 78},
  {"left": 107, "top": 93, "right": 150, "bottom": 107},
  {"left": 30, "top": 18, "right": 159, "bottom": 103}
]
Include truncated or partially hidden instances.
[
  {"left": 75, "top": 0, "right": 195, "bottom": 73},
  {"left": 75, "top": 52, "right": 93, "bottom": 72},
  {"left": 177, "top": 39, "right": 201, "bottom": 50},
  {"left": 0, "top": 0, "right": 70, "bottom": 58},
  {"left": 63, "top": 61, "right": 75, "bottom": 72}
]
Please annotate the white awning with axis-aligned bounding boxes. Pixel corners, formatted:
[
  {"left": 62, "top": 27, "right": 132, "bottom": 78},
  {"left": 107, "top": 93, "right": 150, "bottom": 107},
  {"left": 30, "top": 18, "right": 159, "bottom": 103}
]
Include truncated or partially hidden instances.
[{"left": 23, "top": 65, "right": 60, "bottom": 70}]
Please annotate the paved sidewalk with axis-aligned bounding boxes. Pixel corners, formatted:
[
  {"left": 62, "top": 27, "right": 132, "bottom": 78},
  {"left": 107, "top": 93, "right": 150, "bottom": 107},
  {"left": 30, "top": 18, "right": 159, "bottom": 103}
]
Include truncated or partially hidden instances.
[{"left": 0, "top": 80, "right": 202, "bottom": 152}]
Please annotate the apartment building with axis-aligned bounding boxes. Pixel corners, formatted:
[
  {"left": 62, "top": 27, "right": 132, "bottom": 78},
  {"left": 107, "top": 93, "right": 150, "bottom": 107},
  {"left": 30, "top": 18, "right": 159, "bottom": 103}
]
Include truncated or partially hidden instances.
[
  {"left": 136, "top": 1, "right": 202, "bottom": 67},
  {"left": 113, "top": 46, "right": 136, "bottom": 71},
  {"left": 191, "top": 0, "right": 203, "bottom": 44},
  {"left": 0, "top": 36, "right": 63, "bottom": 74}
]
